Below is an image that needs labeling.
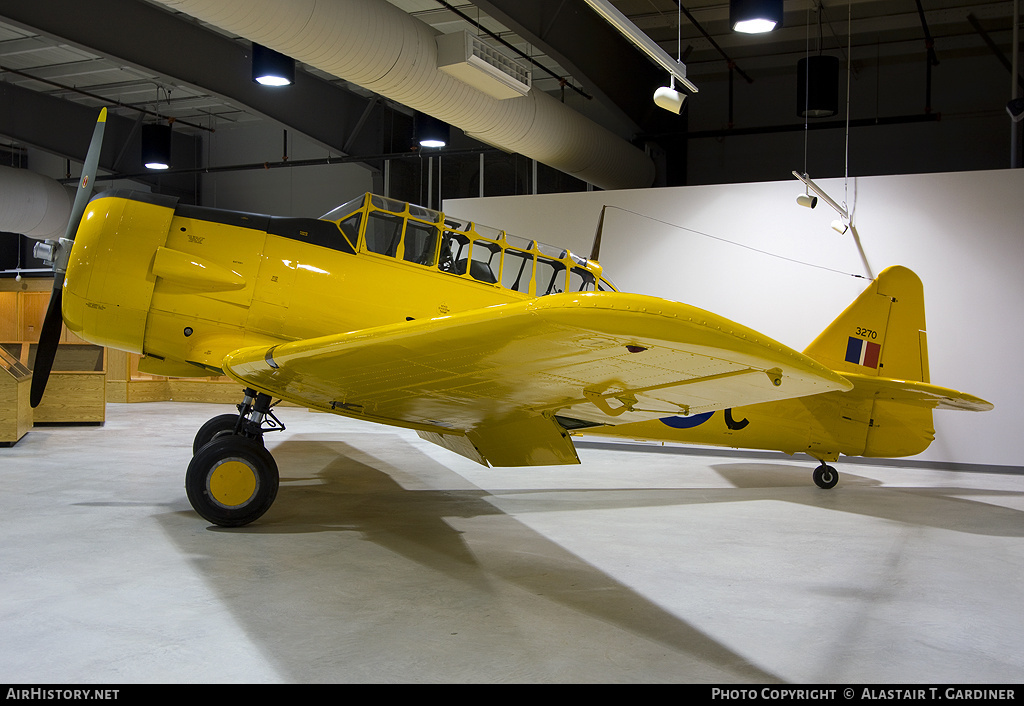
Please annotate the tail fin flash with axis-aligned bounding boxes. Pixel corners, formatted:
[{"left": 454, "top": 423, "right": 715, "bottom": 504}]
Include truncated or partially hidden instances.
[{"left": 804, "top": 266, "right": 929, "bottom": 383}]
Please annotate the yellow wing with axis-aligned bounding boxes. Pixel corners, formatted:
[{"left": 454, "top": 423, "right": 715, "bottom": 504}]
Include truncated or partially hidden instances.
[{"left": 221, "top": 292, "right": 852, "bottom": 466}]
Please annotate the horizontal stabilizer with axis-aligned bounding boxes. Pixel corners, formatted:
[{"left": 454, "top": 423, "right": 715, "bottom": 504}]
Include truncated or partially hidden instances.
[{"left": 843, "top": 372, "right": 993, "bottom": 412}]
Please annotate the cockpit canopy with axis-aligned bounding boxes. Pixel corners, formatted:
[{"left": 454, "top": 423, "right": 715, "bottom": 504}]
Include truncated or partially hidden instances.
[{"left": 321, "top": 193, "right": 615, "bottom": 297}]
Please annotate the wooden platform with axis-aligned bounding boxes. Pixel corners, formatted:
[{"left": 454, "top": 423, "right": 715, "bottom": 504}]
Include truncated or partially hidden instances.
[
  {"left": 0, "top": 346, "right": 32, "bottom": 445},
  {"left": 1, "top": 341, "right": 106, "bottom": 424}
]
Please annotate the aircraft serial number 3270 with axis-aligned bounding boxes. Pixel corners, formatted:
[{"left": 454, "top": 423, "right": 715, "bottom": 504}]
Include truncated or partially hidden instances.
[{"left": 31, "top": 110, "right": 992, "bottom": 527}]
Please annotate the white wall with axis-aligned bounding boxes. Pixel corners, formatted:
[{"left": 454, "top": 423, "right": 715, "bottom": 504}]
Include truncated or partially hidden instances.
[{"left": 446, "top": 169, "right": 1024, "bottom": 468}]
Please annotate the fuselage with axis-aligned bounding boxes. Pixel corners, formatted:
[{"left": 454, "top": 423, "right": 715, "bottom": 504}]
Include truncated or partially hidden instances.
[
  {"left": 63, "top": 190, "right": 611, "bottom": 378},
  {"left": 62, "top": 190, "right": 935, "bottom": 464}
]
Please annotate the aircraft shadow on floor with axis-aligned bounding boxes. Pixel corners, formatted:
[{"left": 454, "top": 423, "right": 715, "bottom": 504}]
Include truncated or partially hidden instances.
[
  {"left": 164, "top": 434, "right": 787, "bottom": 682},
  {"left": 710, "top": 462, "right": 1024, "bottom": 538}
]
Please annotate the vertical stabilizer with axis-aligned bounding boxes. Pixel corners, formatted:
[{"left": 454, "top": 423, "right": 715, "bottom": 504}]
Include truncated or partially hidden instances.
[{"left": 804, "top": 266, "right": 929, "bottom": 383}]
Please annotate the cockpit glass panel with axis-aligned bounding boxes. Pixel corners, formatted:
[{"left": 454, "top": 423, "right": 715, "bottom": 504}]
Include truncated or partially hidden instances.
[
  {"left": 370, "top": 194, "right": 406, "bottom": 213},
  {"left": 569, "top": 267, "right": 596, "bottom": 292},
  {"left": 501, "top": 249, "right": 534, "bottom": 294},
  {"left": 444, "top": 217, "right": 471, "bottom": 232},
  {"left": 536, "top": 256, "right": 567, "bottom": 296},
  {"left": 504, "top": 233, "right": 533, "bottom": 251},
  {"left": 468, "top": 240, "right": 500, "bottom": 284},
  {"left": 408, "top": 204, "right": 442, "bottom": 222},
  {"left": 320, "top": 194, "right": 366, "bottom": 221},
  {"left": 338, "top": 212, "right": 362, "bottom": 250},
  {"left": 473, "top": 223, "right": 502, "bottom": 241},
  {"left": 364, "top": 212, "right": 404, "bottom": 257},
  {"left": 439, "top": 231, "right": 470, "bottom": 275},
  {"left": 403, "top": 221, "right": 440, "bottom": 267},
  {"left": 537, "top": 243, "right": 567, "bottom": 260},
  {"left": 598, "top": 277, "right": 617, "bottom": 292}
]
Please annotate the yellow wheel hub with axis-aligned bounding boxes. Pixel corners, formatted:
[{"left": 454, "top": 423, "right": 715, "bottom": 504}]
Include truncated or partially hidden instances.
[{"left": 208, "top": 459, "right": 258, "bottom": 508}]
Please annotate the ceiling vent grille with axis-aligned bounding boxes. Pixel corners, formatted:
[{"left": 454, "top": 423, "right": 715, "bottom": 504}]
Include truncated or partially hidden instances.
[{"left": 436, "top": 31, "right": 531, "bottom": 100}]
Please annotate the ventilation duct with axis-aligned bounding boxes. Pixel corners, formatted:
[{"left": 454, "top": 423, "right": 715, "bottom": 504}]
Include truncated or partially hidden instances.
[
  {"left": 0, "top": 165, "right": 73, "bottom": 240},
  {"left": 152, "top": 0, "right": 655, "bottom": 190}
]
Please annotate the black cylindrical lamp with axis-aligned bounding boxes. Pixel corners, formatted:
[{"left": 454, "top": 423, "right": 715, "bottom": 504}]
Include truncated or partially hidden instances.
[
  {"left": 141, "top": 123, "right": 172, "bottom": 170},
  {"left": 252, "top": 43, "right": 295, "bottom": 86},
  {"left": 730, "top": 0, "right": 784, "bottom": 34},
  {"left": 797, "top": 55, "right": 839, "bottom": 118},
  {"left": 414, "top": 112, "right": 449, "bottom": 148}
]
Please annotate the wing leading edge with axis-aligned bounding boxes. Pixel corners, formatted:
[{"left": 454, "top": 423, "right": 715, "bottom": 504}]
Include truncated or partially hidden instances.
[{"left": 221, "top": 292, "right": 852, "bottom": 466}]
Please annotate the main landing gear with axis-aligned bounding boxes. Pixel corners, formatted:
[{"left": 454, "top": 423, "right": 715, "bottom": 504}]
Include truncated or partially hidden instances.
[
  {"left": 812, "top": 462, "right": 839, "bottom": 489},
  {"left": 185, "top": 388, "right": 285, "bottom": 527}
]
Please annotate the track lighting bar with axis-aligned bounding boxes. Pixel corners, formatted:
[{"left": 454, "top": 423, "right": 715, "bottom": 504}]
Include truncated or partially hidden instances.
[{"left": 581, "top": 0, "right": 699, "bottom": 95}]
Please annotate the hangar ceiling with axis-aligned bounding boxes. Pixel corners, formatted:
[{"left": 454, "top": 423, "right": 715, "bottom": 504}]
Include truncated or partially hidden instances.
[{"left": 0, "top": 0, "right": 1020, "bottom": 195}]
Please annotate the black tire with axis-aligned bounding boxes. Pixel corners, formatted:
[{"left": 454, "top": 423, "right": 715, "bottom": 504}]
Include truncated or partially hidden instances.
[
  {"left": 185, "top": 436, "right": 279, "bottom": 527},
  {"left": 192, "top": 413, "right": 263, "bottom": 455},
  {"left": 813, "top": 463, "right": 839, "bottom": 489}
]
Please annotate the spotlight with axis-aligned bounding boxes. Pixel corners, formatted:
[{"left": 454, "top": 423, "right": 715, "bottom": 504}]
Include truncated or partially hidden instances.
[
  {"left": 796, "top": 193, "right": 817, "bottom": 209},
  {"left": 730, "top": 0, "right": 784, "bottom": 34},
  {"left": 414, "top": 112, "right": 449, "bottom": 148},
  {"left": 141, "top": 123, "right": 172, "bottom": 170},
  {"left": 831, "top": 219, "right": 849, "bottom": 235},
  {"left": 252, "top": 43, "right": 295, "bottom": 86},
  {"left": 653, "top": 77, "right": 686, "bottom": 114}
]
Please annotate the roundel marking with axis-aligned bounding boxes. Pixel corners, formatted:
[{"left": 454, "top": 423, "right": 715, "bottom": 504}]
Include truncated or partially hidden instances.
[{"left": 659, "top": 412, "right": 715, "bottom": 429}]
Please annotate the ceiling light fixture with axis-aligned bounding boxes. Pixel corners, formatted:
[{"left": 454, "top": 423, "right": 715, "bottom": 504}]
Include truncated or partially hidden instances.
[
  {"left": 141, "top": 122, "right": 172, "bottom": 170},
  {"left": 730, "top": 0, "right": 784, "bottom": 34},
  {"left": 581, "top": 0, "right": 698, "bottom": 97},
  {"left": 652, "top": 0, "right": 688, "bottom": 115},
  {"left": 796, "top": 193, "right": 817, "bottom": 209},
  {"left": 252, "top": 43, "right": 295, "bottom": 86},
  {"left": 798, "top": 55, "right": 839, "bottom": 118},
  {"left": 654, "top": 77, "right": 686, "bottom": 114},
  {"left": 414, "top": 112, "right": 449, "bottom": 148}
]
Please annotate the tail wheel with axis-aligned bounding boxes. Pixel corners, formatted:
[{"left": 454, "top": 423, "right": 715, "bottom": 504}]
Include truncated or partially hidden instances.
[
  {"left": 186, "top": 436, "right": 279, "bottom": 527},
  {"left": 813, "top": 463, "right": 839, "bottom": 489}
]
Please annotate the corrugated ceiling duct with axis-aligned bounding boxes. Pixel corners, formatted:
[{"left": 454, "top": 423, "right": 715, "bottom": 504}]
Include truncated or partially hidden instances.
[
  {"left": 154, "top": 0, "right": 655, "bottom": 190},
  {"left": 0, "top": 165, "right": 72, "bottom": 240}
]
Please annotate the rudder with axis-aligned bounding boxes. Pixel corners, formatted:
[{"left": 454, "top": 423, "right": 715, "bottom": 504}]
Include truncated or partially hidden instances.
[{"left": 804, "top": 266, "right": 929, "bottom": 383}]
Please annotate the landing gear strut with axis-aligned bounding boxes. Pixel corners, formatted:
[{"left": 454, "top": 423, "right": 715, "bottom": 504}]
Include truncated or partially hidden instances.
[
  {"left": 812, "top": 462, "right": 839, "bottom": 489},
  {"left": 186, "top": 388, "right": 286, "bottom": 527}
]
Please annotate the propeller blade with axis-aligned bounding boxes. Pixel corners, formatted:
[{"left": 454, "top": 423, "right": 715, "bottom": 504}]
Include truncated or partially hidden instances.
[
  {"left": 63, "top": 107, "right": 107, "bottom": 242},
  {"left": 30, "top": 286, "right": 63, "bottom": 408},
  {"left": 30, "top": 107, "right": 107, "bottom": 408},
  {"left": 590, "top": 205, "right": 606, "bottom": 262}
]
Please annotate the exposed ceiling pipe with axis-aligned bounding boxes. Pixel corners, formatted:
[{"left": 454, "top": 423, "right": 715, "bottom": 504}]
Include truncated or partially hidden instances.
[
  {"left": 0, "top": 165, "right": 72, "bottom": 240},
  {"left": 152, "top": 0, "right": 655, "bottom": 190}
]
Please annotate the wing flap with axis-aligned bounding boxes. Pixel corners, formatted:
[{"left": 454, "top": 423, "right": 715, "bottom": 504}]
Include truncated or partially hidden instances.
[{"left": 222, "top": 292, "right": 853, "bottom": 457}]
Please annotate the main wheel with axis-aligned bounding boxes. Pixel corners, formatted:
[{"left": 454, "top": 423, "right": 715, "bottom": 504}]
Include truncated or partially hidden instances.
[
  {"left": 185, "top": 436, "right": 279, "bottom": 527},
  {"left": 192, "top": 413, "right": 264, "bottom": 454},
  {"left": 813, "top": 463, "right": 839, "bottom": 489}
]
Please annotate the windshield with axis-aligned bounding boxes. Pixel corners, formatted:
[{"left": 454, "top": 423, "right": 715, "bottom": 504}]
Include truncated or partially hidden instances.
[{"left": 320, "top": 194, "right": 366, "bottom": 222}]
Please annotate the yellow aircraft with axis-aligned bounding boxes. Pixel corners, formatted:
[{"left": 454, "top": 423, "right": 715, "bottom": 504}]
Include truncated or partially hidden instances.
[{"left": 29, "top": 109, "right": 992, "bottom": 527}]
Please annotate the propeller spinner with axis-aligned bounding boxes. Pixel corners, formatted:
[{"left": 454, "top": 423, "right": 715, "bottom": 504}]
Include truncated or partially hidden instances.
[{"left": 30, "top": 107, "right": 107, "bottom": 408}]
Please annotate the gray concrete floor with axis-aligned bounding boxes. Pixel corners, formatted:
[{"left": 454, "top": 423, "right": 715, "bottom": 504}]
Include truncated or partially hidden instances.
[{"left": 1, "top": 402, "right": 1022, "bottom": 684}]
